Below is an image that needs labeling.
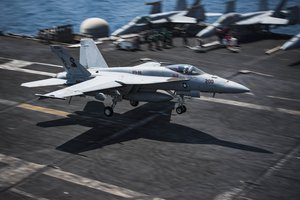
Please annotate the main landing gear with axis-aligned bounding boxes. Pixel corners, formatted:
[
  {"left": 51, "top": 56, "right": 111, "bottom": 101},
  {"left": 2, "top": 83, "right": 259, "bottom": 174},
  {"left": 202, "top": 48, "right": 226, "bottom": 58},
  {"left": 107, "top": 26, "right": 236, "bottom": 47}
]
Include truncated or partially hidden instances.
[
  {"left": 104, "top": 98, "right": 116, "bottom": 117},
  {"left": 130, "top": 100, "right": 139, "bottom": 107},
  {"left": 104, "top": 106, "right": 113, "bottom": 117},
  {"left": 103, "top": 92, "right": 120, "bottom": 117},
  {"left": 104, "top": 99, "right": 139, "bottom": 116}
]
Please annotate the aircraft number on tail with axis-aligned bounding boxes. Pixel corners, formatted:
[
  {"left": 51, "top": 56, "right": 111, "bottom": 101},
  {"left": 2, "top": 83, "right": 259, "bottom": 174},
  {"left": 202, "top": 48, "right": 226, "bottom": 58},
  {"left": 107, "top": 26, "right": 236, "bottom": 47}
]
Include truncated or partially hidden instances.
[{"left": 205, "top": 79, "right": 214, "bottom": 84}]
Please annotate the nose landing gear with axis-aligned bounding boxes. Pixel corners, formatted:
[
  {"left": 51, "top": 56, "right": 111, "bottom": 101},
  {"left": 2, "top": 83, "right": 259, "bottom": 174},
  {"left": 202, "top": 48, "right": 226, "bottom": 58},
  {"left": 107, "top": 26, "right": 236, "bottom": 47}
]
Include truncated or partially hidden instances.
[
  {"left": 175, "top": 94, "right": 187, "bottom": 114},
  {"left": 166, "top": 91, "right": 188, "bottom": 115},
  {"left": 176, "top": 105, "right": 187, "bottom": 114},
  {"left": 130, "top": 100, "right": 139, "bottom": 107}
]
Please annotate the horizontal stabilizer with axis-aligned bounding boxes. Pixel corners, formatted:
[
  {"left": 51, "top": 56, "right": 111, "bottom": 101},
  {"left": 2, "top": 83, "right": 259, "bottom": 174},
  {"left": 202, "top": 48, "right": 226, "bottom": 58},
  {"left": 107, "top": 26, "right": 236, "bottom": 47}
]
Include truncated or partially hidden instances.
[
  {"left": 21, "top": 78, "right": 67, "bottom": 88},
  {"left": 36, "top": 94, "right": 67, "bottom": 100}
]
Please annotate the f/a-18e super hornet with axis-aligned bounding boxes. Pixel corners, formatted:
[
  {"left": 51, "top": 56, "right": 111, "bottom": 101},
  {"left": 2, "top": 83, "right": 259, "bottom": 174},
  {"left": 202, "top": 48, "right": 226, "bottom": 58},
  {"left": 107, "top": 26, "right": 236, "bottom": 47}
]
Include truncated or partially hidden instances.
[
  {"left": 197, "top": 0, "right": 295, "bottom": 38},
  {"left": 111, "top": 0, "right": 221, "bottom": 36},
  {"left": 280, "top": 32, "right": 300, "bottom": 50},
  {"left": 21, "top": 39, "right": 250, "bottom": 117}
]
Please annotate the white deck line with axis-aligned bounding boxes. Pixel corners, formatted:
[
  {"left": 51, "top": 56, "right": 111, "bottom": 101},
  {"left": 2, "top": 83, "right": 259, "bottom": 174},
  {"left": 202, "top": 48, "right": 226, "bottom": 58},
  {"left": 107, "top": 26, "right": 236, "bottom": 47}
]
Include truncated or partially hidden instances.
[
  {"left": 198, "top": 96, "right": 300, "bottom": 116},
  {"left": 44, "top": 168, "right": 151, "bottom": 199},
  {"left": 10, "top": 188, "right": 49, "bottom": 200},
  {"left": 0, "top": 60, "right": 56, "bottom": 77},
  {"left": 0, "top": 152, "right": 163, "bottom": 199}
]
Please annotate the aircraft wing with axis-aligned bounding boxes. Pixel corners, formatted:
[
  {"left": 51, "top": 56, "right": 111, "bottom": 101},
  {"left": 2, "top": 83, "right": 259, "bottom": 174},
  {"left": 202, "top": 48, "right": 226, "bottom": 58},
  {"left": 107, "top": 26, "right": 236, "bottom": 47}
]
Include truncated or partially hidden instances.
[
  {"left": 150, "top": 18, "right": 168, "bottom": 24},
  {"left": 151, "top": 16, "right": 197, "bottom": 24},
  {"left": 37, "top": 76, "right": 122, "bottom": 99},
  {"left": 205, "top": 12, "right": 223, "bottom": 17},
  {"left": 235, "top": 16, "right": 288, "bottom": 25},
  {"left": 21, "top": 78, "right": 68, "bottom": 88},
  {"left": 169, "top": 15, "right": 197, "bottom": 24},
  {"left": 260, "top": 16, "right": 289, "bottom": 25},
  {"left": 37, "top": 73, "right": 188, "bottom": 99}
]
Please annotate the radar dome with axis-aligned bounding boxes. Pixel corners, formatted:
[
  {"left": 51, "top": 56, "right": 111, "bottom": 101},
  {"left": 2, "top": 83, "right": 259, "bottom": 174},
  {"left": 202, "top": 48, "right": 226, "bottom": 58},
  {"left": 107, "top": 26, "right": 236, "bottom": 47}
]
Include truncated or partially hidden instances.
[{"left": 80, "top": 18, "right": 109, "bottom": 38}]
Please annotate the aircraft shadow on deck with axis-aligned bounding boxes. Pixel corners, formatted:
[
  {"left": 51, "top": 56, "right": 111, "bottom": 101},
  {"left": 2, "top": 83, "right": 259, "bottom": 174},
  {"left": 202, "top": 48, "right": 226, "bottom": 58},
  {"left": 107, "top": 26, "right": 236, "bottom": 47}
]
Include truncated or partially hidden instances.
[
  {"left": 288, "top": 60, "right": 300, "bottom": 67},
  {"left": 36, "top": 101, "right": 272, "bottom": 155},
  {"left": 238, "top": 32, "right": 292, "bottom": 44}
]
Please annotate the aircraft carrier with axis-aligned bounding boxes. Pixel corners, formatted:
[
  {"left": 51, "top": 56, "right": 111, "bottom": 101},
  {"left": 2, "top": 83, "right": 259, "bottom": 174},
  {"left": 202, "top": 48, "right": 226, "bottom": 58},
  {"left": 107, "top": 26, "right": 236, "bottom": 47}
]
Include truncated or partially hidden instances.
[{"left": 0, "top": 34, "right": 299, "bottom": 200}]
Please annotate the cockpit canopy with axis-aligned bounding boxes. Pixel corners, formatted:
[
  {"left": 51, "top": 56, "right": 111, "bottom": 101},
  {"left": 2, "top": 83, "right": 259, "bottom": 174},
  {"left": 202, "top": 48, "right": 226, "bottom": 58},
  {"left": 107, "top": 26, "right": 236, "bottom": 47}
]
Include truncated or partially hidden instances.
[
  {"left": 216, "top": 13, "right": 241, "bottom": 25},
  {"left": 166, "top": 64, "right": 205, "bottom": 75}
]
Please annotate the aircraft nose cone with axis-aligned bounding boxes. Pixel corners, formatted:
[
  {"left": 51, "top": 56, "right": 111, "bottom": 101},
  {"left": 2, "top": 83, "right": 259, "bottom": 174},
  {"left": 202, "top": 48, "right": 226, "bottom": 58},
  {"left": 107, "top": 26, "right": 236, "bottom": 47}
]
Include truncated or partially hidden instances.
[
  {"left": 225, "top": 81, "right": 250, "bottom": 93},
  {"left": 197, "top": 25, "right": 216, "bottom": 38},
  {"left": 280, "top": 34, "right": 300, "bottom": 51}
]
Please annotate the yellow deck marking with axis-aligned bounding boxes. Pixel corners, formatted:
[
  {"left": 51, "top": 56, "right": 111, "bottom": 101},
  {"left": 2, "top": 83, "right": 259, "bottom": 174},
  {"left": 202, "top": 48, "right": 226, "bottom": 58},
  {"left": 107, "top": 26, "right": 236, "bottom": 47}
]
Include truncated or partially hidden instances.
[{"left": 17, "top": 103, "right": 70, "bottom": 117}]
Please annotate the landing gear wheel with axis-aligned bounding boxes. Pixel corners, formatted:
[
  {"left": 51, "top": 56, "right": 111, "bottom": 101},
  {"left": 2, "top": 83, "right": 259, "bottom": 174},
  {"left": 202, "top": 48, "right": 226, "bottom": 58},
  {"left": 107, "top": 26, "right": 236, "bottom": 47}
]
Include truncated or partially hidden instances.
[
  {"left": 176, "top": 105, "right": 187, "bottom": 114},
  {"left": 104, "top": 106, "right": 113, "bottom": 117},
  {"left": 130, "top": 100, "right": 139, "bottom": 107},
  {"left": 176, "top": 106, "right": 183, "bottom": 114},
  {"left": 181, "top": 105, "right": 187, "bottom": 113}
]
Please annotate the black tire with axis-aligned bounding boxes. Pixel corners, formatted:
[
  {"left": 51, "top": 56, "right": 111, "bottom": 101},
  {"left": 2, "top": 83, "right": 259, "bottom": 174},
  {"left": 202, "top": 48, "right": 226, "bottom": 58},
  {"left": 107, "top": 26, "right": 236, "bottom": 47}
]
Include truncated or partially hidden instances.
[
  {"left": 176, "top": 106, "right": 183, "bottom": 114},
  {"left": 130, "top": 100, "right": 139, "bottom": 107},
  {"left": 182, "top": 105, "right": 187, "bottom": 113},
  {"left": 104, "top": 106, "right": 113, "bottom": 117}
]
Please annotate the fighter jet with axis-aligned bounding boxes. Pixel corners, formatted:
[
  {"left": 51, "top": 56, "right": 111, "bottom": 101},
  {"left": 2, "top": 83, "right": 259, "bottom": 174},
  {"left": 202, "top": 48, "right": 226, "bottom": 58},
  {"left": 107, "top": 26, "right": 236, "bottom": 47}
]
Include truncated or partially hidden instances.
[
  {"left": 280, "top": 33, "right": 300, "bottom": 50},
  {"left": 21, "top": 39, "right": 250, "bottom": 117},
  {"left": 197, "top": 0, "right": 290, "bottom": 38},
  {"left": 111, "top": 0, "right": 221, "bottom": 36}
]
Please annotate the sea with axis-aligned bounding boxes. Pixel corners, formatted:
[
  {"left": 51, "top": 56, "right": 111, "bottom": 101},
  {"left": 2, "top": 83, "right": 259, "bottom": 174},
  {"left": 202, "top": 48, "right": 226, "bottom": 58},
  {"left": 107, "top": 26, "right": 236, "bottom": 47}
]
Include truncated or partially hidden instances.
[{"left": 1, "top": 0, "right": 299, "bottom": 36}]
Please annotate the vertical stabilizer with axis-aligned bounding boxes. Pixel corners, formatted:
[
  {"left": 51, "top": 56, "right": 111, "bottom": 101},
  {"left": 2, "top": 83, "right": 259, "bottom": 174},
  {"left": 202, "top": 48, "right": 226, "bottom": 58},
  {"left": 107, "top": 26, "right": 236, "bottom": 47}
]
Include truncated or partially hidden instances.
[
  {"left": 80, "top": 39, "right": 108, "bottom": 68},
  {"left": 186, "top": 4, "right": 206, "bottom": 21},
  {"left": 286, "top": 6, "right": 300, "bottom": 25},
  {"left": 273, "top": 0, "right": 288, "bottom": 17},
  {"left": 145, "top": 1, "right": 162, "bottom": 14},
  {"left": 259, "top": 0, "right": 269, "bottom": 11},
  {"left": 51, "top": 45, "right": 91, "bottom": 80},
  {"left": 192, "top": 0, "right": 201, "bottom": 7},
  {"left": 225, "top": 0, "right": 235, "bottom": 13},
  {"left": 175, "top": 0, "right": 187, "bottom": 11}
]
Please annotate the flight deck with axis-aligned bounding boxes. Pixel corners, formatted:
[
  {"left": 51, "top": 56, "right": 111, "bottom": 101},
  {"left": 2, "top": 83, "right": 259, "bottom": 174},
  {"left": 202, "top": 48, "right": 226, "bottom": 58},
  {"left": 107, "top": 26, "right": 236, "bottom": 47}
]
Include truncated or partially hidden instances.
[{"left": 0, "top": 35, "right": 299, "bottom": 200}]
